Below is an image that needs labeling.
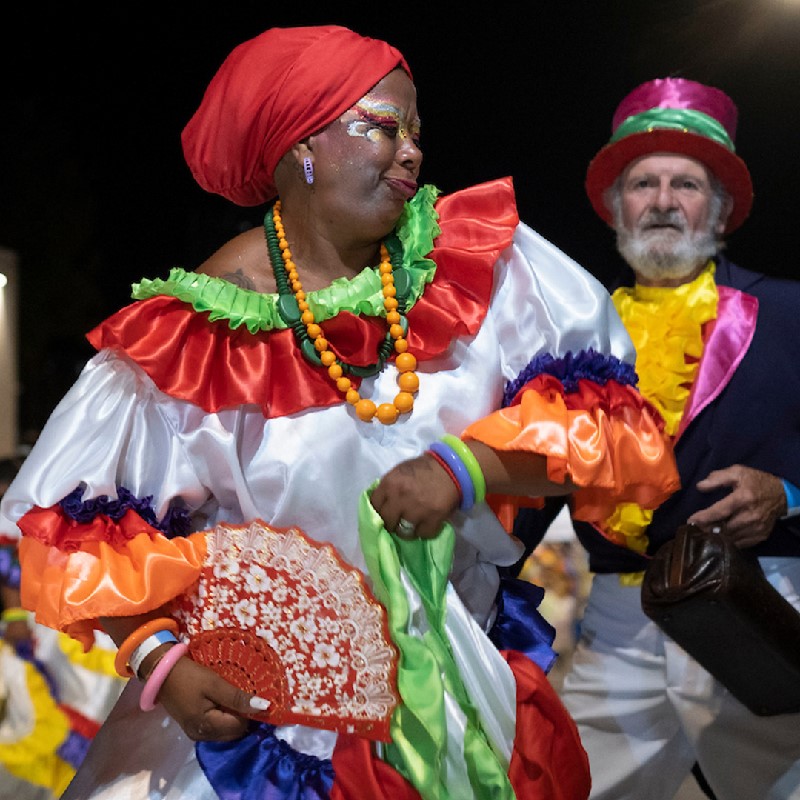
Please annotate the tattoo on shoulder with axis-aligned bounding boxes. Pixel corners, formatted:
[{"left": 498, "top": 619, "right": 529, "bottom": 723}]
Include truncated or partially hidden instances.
[{"left": 219, "top": 269, "right": 256, "bottom": 290}]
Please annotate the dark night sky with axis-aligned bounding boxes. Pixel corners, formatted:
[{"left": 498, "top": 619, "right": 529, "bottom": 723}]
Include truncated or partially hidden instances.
[{"left": 2, "top": 1, "right": 800, "bottom": 433}]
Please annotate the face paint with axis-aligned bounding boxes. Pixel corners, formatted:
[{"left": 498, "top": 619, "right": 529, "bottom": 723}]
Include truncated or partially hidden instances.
[{"left": 344, "top": 97, "right": 421, "bottom": 145}]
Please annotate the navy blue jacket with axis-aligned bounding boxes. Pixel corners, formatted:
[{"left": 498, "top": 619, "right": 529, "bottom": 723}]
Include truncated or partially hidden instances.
[{"left": 513, "top": 255, "right": 800, "bottom": 574}]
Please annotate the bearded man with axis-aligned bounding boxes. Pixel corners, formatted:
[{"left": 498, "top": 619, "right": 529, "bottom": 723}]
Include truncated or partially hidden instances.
[{"left": 515, "top": 77, "right": 800, "bottom": 800}]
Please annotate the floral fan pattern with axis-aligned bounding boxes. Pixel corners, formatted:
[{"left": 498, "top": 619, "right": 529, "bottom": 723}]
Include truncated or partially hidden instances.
[{"left": 170, "top": 520, "right": 399, "bottom": 741}]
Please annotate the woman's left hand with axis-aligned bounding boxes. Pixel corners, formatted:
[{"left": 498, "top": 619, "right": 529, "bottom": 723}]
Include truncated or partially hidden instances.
[{"left": 371, "top": 453, "right": 461, "bottom": 539}]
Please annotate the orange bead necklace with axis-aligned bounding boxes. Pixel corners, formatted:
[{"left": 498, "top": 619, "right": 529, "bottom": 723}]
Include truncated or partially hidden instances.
[{"left": 268, "top": 201, "right": 419, "bottom": 424}]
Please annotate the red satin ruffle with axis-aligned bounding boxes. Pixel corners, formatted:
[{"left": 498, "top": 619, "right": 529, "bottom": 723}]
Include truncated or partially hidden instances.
[
  {"left": 18, "top": 506, "right": 162, "bottom": 552},
  {"left": 87, "top": 179, "right": 518, "bottom": 418},
  {"left": 504, "top": 650, "right": 591, "bottom": 799},
  {"left": 329, "top": 736, "right": 423, "bottom": 800}
]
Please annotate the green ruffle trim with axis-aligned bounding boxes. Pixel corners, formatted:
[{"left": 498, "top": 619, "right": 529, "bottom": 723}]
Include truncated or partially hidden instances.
[{"left": 131, "top": 185, "right": 442, "bottom": 335}]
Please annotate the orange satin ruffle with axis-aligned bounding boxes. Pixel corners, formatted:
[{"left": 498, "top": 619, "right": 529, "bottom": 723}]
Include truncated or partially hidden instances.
[
  {"left": 464, "top": 378, "right": 679, "bottom": 531},
  {"left": 18, "top": 511, "right": 207, "bottom": 651}
]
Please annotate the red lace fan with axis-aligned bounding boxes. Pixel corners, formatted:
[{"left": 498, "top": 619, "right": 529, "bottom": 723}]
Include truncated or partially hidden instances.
[{"left": 170, "top": 519, "right": 399, "bottom": 741}]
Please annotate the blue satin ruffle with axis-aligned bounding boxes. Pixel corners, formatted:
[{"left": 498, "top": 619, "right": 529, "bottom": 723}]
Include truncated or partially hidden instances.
[
  {"left": 488, "top": 577, "right": 558, "bottom": 674},
  {"left": 196, "top": 722, "right": 334, "bottom": 800}
]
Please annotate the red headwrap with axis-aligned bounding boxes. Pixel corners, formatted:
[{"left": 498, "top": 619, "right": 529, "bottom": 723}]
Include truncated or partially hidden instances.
[{"left": 181, "top": 25, "right": 411, "bottom": 207}]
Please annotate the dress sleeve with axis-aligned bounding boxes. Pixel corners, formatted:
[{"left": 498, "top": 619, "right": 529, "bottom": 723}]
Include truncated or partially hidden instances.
[
  {"left": 462, "top": 222, "right": 680, "bottom": 530},
  {"left": 0, "top": 350, "right": 211, "bottom": 649}
]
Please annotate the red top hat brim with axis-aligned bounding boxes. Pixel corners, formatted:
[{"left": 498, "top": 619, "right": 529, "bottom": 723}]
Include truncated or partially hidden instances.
[{"left": 585, "top": 128, "right": 753, "bottom": 234}]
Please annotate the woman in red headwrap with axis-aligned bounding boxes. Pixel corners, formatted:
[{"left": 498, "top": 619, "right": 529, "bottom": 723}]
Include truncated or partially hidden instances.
[{"left": 0, "top": 25, "right": 678, "bottom": 800}]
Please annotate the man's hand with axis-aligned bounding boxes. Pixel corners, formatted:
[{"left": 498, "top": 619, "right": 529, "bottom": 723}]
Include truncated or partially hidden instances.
[{"left": 686, "top": 465, "right": 786, "bottom": 547}]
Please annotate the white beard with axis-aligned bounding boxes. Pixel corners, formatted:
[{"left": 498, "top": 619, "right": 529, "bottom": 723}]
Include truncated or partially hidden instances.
[{"left": 615, "top": 209, "right": 722, "bottom": 283}]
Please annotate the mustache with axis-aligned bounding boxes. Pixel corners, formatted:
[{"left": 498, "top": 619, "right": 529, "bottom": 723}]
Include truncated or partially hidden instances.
[{"left": 638, "top": 210, "right": 686, "bottom": 230}]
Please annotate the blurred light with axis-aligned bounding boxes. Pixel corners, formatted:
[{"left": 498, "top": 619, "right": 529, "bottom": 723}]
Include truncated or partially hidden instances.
[{"left": 0, "top": 273, "right": 7, "bottom": 289}]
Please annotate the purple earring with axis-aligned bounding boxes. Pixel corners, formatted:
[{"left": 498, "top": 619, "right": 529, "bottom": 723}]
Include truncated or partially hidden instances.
[{"left": 303, "top": 156, "right": 314, "bottom": 185}]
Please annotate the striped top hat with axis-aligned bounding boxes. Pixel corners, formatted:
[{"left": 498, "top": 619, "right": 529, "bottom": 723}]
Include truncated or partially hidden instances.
[{"left": 585, "top": 77, "right": 753, "bottom": 233}]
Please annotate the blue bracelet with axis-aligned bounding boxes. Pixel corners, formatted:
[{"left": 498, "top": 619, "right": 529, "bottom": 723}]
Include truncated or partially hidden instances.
[
  {"left": 782, "top": 479, "right": 800, "bottom": 517},
  {"left": 440, "top": 434, "right": 487, "bottom": 505},
  {"left": 428, "top": 440, "right": 476, "bottom": 511}
]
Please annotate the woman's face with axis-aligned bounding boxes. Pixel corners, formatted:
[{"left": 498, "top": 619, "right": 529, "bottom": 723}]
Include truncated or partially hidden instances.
[{"left": 308, "top": 69, "right": 422, "bottom": 239}]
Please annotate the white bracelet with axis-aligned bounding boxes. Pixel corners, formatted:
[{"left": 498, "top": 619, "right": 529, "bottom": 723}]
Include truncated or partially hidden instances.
[{"left": 128, "top": 629, "right": 179, "bottom": 678}]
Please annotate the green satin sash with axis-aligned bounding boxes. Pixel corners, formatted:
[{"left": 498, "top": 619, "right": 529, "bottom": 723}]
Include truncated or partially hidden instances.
[{"left": 358, "top": 485, "right": 516, "bottom": 800}]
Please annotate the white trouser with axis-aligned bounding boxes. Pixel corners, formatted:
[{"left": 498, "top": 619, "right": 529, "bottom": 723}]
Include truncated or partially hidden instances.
[{"left": 560, "top": 558, "right": 800, "bottom": 800}]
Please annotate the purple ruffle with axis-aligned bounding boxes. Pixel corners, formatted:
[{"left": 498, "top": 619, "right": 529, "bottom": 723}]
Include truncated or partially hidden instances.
[
  {"left": 196, "top": 722, "right": 334, "bottom": 800},
  {"left": 502, "top": 348, "right": 638, "bottom": 408},
  {"left": 59, "top": 485, "right": 190, "bottom": 538}
]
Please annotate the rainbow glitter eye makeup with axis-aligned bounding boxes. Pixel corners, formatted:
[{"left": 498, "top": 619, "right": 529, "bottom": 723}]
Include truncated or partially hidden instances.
[
  {"left": 346, "top": 118, "right": 392, "bottom": 143},
  {"left": 345, "top": 98, "right": 421, "bottom": 146}
]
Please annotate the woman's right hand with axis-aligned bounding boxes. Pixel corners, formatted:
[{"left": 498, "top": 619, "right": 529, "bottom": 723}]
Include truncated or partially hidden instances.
[
  {"left": 371, "top": 452, "right": 461, "bottom": 539},
  {"left": 153, "top": 652, "right": 269, "bottom": 742}
]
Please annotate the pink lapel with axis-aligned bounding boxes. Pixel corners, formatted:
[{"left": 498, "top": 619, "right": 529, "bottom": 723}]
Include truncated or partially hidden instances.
[{"left": 676, "top": 286, "right": 758, "bottom": 439}]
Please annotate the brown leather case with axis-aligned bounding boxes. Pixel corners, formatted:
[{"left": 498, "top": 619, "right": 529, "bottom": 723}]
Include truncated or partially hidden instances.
[{"left": 641, "top": 523, "right": 800, "bottom": 715}]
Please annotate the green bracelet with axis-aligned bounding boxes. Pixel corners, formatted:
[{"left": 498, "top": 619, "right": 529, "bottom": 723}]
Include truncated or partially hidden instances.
[{"left": 440, "top": 434, "right": 487, "bottom": 504}]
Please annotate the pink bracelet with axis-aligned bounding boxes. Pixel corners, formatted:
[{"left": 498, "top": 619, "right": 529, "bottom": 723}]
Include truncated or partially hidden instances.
[{"left": 139, "top": 642, "right": 189, "bottom": 712}]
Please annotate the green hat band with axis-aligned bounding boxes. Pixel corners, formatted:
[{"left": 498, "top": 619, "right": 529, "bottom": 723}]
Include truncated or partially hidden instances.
[{"left": 609, "top": 107, "right": 736, "bottom": 152}]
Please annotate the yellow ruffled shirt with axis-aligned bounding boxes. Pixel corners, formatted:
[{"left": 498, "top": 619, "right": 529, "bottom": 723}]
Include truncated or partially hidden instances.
[{"left": 605, "top": 262, "right": 718, "bottom": 582}]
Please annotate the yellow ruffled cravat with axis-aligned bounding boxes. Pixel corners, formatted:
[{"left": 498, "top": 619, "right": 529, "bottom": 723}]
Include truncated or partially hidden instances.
[{"left": 605, "top": 262, "right": 718, "bottom": 583}]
